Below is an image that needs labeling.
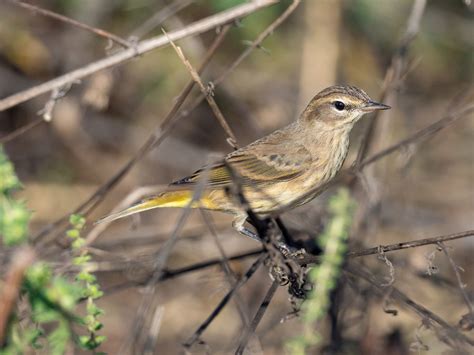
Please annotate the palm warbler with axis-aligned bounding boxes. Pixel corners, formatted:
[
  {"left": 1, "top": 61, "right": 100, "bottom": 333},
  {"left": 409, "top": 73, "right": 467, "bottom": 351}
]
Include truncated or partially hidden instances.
[{"left": 97, "top": 85, "right": 389, "bottom": 236}]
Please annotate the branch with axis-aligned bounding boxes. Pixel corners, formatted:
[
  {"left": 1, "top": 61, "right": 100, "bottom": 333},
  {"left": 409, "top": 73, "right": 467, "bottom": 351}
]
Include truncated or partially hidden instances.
[
  {"left": 165, "top": 29, "right": 239, "bottom": 148},
  {"left": 121, "top": 158, "right": 217, "bottom": 353},
  {"left": 301, "top": 230, "right": 474, "bottom": 265},
  {"left": 6, "top": 0, "right": 132, "bottom": 48},
  {"left": 214, "top": 0, "right": 302, "bottom": 87},
  {"left": 0, "top": 118, "right": 43, "bottom": 144},
  {"left": 183, "top": 254, "right": 266, "bottom": 349},
  {"left": 346, "top": 266, "right": 474, "bottom": 349},
  {"left": 0, "top": 0, "right": 278, "bottom": 112},
  {"left": 235, "top": 281, "right": 278, "bottom": 355},
  {"left": 354, "top": 0, "right": 427, "bottom": 166},
  {"left": 130, "top": 0, "right": 195, "bottom": 40},
  {"left": 358, "top": 104, "right": 474, "bottom": 169},
  {"left": 96, "top": 230, "right": 474, "bottom": 295},
  {"left": 437, "top": 242, "right": 473, "bottom": 316}
]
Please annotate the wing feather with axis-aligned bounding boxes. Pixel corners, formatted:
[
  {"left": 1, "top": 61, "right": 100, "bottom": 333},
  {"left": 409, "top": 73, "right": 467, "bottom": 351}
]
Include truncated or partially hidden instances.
[{"left": 171, "top": 142, "right": 311, "bottom": 188}]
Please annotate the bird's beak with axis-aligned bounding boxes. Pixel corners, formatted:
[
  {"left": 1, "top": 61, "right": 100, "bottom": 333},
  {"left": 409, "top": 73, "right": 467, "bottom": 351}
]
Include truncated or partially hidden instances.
[{"left": 362, "top": 101, "right": 391, "bottom": 112}]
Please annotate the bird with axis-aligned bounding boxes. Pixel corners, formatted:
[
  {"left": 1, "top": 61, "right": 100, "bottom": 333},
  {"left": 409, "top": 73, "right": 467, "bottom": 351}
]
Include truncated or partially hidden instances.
[{"left": 96, "top": 85, "right": 390, "bottom": 239}]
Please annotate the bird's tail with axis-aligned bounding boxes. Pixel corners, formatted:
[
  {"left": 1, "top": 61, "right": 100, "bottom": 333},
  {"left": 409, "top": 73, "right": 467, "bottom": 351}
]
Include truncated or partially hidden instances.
[{"left": 95, "top": 190, "right": 201, "bottom": 225}]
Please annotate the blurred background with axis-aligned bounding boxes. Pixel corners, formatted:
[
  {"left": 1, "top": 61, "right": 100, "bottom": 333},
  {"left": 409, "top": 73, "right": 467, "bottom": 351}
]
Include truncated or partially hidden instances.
[{"left": 0, "top": 0, "right": 473, "bottom": 353}]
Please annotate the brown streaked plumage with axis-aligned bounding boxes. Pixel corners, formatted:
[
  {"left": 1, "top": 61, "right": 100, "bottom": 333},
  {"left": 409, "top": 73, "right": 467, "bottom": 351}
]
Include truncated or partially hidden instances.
[{"left": 96, "top": 85, "right": 390, "bottom": 238}]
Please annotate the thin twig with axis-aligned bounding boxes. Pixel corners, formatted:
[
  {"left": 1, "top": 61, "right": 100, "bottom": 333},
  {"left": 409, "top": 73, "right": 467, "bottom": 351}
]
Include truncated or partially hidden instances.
[
  {"left": 200, "top": 210, "right": 250, "bottom": 328},
  {"left": 121, "top": 156, "right": 215, "bottom": 354},
  {"left": 130, "top": 0, "right": 195, "bottom": 40},
  {"left": 346, "top": 266, "right": 474, "bottom": 348},
  {"left": 358, "top": 104, "right": 474, "bottom": 169},
  {"left": 6, "top": 0, "right": 132, "bottom": 48},
  {"left": 235, "top": 281, "right": 279, "bottom": 355},
  {"left": 0, "top": 85, "right": 73, "bottom": 144},
  {"left": 354, "top": 0, "right": 427, "bottom": 166},
  {"left": 100, "top": 249, "right": 264, "bottom": 295},
  {"left": 0, "top": 118, "right": 43, "bottom": 144},
  {"left": 301, "top": 230, "right": 474, "bottom": 265},
  {"left": 174, "top": 0, "right": 302, "bottom": 125},
  {"left": 213, "top": 0, "right": 302, "bottom": 87},
  {"left": 437, "top": 242, "right": 473, "bottom": 315},
  {"left": 101, "top": 230, "right": 474, "bottom": 295},
  {"left": 183, "top": 254, "right": 266, "bottom": 349},
  {"left": 142, "top": 306, "right": 164, "bottom": 355},
  {"left": 164, "top": 29, "right": 239, "bottom": 148},
  {"left": 0, "top": 0, "right": 278, "bottom": 112}
]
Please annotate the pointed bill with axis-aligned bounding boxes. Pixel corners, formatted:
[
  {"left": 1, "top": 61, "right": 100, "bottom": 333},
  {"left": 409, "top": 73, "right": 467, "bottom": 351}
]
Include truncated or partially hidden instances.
[{"left": 362, "top": 101, "right": 391, "bottom": 112}]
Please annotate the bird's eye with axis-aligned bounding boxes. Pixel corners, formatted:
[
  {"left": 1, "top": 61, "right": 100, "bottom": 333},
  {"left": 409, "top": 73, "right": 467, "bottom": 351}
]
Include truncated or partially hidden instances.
[{"left": 334, "top": 101, "right": 345, "bottom": 111}]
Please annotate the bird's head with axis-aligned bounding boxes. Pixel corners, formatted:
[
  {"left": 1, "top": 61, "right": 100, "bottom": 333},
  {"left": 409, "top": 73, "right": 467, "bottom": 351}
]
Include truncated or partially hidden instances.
[{"left": 300, "top": 85, "right": 390, "bottom": 129}]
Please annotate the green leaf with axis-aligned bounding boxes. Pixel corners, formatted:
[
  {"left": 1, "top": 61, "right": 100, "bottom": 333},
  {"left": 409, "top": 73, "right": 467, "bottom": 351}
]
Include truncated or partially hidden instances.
[
  {"left": 73, "top": 254, "right": 91, "bottom": 265},
  {"left": 0, "top": 146, "right": 22, "bottom": 192},
  {"left": 87, "top": 302, "right": 104, "bottom": 317},
  {"left": 0, "top": 199, "right": 31, "bottom": 246},
  {"left": 76, "top": 270, "right": 96, "bottom": 283},
  {"left": 47, "top": 320, "right": 71, "bottom": 355},
  {"left": 71, "top": 238, "right": 85, "bottom": 249},
  {"left": 25, "top": 263, "right": 52, "bottom": 289},
  {"left": 86, "top": 284, "right": 104, "bottom": 299},
  {"left": 66, "top": 229, "right": 80, "bottom": 238},
  {"left": 47, "top": 277, "right": 82, "bottom": 310},
  {"left": 69, "top": 214, "right": 85, "bottom": 230}
]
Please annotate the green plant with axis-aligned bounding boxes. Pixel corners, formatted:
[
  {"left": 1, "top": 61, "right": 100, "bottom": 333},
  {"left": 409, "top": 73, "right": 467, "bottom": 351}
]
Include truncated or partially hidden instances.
[
  {"left": 286, "top": 188, "right": 355, "bottom": 354},
  {"left": 0, "top": 146, "right": 105, "bottom": 354},
  {"left": 67, "top": 214, "right": 106, "bottom": 351}
]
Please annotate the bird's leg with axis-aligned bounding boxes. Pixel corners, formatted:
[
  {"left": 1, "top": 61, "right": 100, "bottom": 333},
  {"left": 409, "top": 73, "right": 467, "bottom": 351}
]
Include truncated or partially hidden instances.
[{"left": 232, "top": 214, "right": 261, "bottom": 242}]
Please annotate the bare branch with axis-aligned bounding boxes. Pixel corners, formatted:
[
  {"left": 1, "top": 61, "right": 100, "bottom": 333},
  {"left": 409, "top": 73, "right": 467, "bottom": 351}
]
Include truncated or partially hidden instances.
[
  {"left": 130, "top": 0, "right": 195, "bottom": 40},
  {"left": 354, "top": 0, "right": 427, "bottom": 166},
  {"left": 121, "top": 157, "right": 216, "bottom": 354},
  {"left": 346, "top": 266, "right": 474, "bottom": 349},
  {"left": 358, "top": 104, "right": 474, "bottom": 169},
  {"left": 0, "top": 0, "right": 278, "bottom": 112},
  {"left": 300, "top": 230, "right": 474, "bottom": 265},
  {"left": 6, "top": 0, "right": 132, "bottom": 48},
  {"left": 0, "top": 118, "right": 43, "bottom": 144},
  {"left": 200, "top": 210, "right": 251, "bottom": 328},
  {"left": 142, "top": 306, "right": 164, "bottom": 355},
  {"left": 235, "top": 281, "right": 278, "bottom": 355},
  {"left": 437, "top": 242, "right": 473, "bottom": 316},
  {"left": 183, "top": 254, "right": 266, "bottom": 349},
  {"left": 214, "top": 0, "right": 302, "bottom": 87},
  {"left": 164, "top": 29, "right": 239, "bottom": 148}
]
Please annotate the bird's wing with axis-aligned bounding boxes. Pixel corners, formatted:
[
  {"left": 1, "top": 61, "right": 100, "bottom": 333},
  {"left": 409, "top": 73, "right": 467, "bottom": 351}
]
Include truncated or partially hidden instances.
[{"left": 171, "top": 141, "right": 312, "bottom": 188}]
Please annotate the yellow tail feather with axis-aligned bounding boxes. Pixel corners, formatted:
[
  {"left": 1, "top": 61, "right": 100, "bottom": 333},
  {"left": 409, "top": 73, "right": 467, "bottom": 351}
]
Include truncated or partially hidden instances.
[{"left": 95, "top": 190, "right": 200, "bottom": 225}]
